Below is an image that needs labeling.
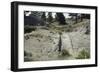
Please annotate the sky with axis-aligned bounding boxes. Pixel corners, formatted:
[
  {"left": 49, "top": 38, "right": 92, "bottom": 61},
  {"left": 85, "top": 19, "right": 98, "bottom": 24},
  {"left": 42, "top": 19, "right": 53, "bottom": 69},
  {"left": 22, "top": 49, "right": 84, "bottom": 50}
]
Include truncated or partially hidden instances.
[
  {"left": 46, "top": 12, "right": 71, "bottom": 18},
  {"left": 25, "top": 11, "right": 71, "bottom": 18}
]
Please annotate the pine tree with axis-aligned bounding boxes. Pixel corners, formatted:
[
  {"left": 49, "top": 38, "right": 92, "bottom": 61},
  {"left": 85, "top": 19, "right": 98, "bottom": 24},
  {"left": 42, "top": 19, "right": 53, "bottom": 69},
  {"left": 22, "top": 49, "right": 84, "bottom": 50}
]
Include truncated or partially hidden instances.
[
  {"left": 69, "top": 13, "right": 78, "bottom": 24},
  {"left": 56, "top": 13, "right": 66, "bottom": 25},
  {"left": 48, "top": 12, "right": 53, "bottom": 23},
  {"left": 80, "top": 14, "right": 90, "bottom": 22},
  {"left": 80, "top": 14, "right": 84, "bottom": 22},
  {"left": 41, "top": 12, "right": 46, "bottom": 21}
]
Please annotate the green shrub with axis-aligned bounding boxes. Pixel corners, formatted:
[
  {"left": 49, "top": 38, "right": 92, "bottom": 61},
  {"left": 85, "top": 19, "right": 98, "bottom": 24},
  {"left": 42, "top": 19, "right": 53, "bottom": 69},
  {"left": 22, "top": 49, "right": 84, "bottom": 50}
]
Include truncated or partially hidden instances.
[{"left": 76, "top": 49, "right": 90, "bottom": 59}]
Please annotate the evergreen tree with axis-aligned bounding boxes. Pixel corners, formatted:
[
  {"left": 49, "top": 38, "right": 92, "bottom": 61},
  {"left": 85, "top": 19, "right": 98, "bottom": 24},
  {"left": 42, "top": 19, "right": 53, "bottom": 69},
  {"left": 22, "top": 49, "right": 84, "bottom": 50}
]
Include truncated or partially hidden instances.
[
  {"left": 55, "top": 14, "right": 58, "bottom": 21},
  {"left": 41, "top": 12, "right": 46, "bottom": 21},
  {"left": 24, "top": 11, "right": 30, "bottom": 16},
  {"left": 69, "top": 13, "right": 78, "bottom": 23},
  {"left": 81, "top": 14, "right": 90, "bottom": 19},
  {"left": 48, "top": 12, "right": 53, "bottom": 23},
  {"left": 80, "top": 14, "right": 83, "bottom": 22},
  {"left": 56, "top": 13, "right": 66, "bottom": 24},
  {"left": 80, "top": 14, "right": 90, "bottom": 22}
]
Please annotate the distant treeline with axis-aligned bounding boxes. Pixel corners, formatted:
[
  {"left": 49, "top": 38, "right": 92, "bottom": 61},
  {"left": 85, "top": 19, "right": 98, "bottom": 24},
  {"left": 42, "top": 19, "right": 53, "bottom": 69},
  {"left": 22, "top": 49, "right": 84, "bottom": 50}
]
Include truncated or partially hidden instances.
[{"left": 24, "top": 11, "right": 90, "bottom": 26}]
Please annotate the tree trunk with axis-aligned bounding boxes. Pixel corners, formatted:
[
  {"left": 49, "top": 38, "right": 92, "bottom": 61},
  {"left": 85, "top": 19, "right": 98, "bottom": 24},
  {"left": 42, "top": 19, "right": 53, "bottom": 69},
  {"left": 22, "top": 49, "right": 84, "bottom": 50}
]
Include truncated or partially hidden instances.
[
  {"left": 58, "top": 34, "right": 62, "bottom": 52},
  {"left": 75, "top": 15, "right": 78, "bottom": 23}
]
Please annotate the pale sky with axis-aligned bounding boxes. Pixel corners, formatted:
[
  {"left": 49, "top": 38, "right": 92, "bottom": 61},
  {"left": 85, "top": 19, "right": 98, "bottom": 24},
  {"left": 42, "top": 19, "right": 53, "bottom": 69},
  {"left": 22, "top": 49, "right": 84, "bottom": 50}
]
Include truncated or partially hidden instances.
[
  {"left": 46, "top": 12, "right": 71, "bottom": 18},
  {"left": 25, "top": 11, "right": 71, "bottom": 18}
]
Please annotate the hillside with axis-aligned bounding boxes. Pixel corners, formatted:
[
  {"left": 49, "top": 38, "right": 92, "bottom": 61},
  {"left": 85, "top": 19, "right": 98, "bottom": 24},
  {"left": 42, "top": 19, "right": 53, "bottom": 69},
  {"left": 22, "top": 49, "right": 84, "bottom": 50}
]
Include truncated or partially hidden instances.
[{"left": 24, "top": 19, "right": 90, "bottom": 62}]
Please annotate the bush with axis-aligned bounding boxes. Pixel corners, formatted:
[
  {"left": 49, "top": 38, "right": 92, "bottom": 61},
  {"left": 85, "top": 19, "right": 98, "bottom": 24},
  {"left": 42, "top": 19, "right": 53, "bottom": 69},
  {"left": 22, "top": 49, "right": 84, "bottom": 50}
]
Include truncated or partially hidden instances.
[
  {"left": 60, "top": 49, "right": 71, "bottom": 56},
  {"left": 24, "top": 35, "right": 29, "bottom": 40},
  {"left": 24, "top": 51, "right": 27, "bottom": 56},
  {"left": 85, "top": 29, "right": 90, "bottom": 34},
  {"left": 24, "top": 51, "right": 32, "bottom": 57},
  {"left": 24, "top": 27, "right": 37, "bottom": 33},
  {"left": 76, "top": 49, "right": 90, "bottom": 59}
]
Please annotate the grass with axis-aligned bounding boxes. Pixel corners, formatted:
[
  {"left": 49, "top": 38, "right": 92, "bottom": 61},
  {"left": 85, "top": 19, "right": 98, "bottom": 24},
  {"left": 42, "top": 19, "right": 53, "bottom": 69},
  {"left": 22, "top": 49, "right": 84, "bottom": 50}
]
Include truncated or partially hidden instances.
[{"left": 76, "top": 49, "right": 90, "bottom": 59}]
